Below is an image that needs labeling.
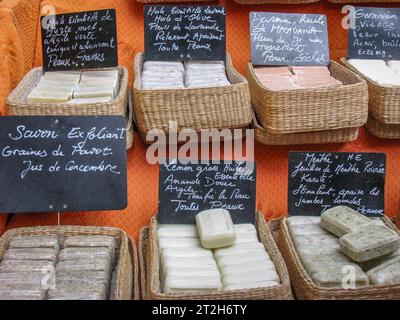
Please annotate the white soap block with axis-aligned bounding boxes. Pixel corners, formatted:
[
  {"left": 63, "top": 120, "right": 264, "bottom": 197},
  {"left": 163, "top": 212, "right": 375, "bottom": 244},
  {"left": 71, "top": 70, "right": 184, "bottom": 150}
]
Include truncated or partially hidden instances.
[
  {"left": 37, "top": 78, "right": 79, "bottom": 88},
  {"left": 158, "top": 237, "right": 201, "bottom": 251},
  {"left": 235, "top": 233, "right": 259, "bottom": 244},
  {"left": 217, "top": 251, "right": 270, "bottom": 269},
  {"left": 80, "top": 77, "right": 118, "bottom": 89},
  {"left": 196, "top": 209, "right": 236, "bottom": 249},
  {"left": 27, "top": 90, "right": 72, "bottom": 103},
  {"left": 223, "top": 270, "right": 280, "bottom": 285},
  {"left": 214, "top": 242, "right": 265, "bottom": 259},
  {"left": 161, "top": 257, "right": 217, "bottom": 275},
  {"left": 221, "top": 260, "right": 277, "bottom": 277},
  {"left": 73, "top": 87, "right": 115, "bottom": 99},
  {"left": 158, "top": 225, "right": 198, "bottom": 238},
  {"left": 163, "top": 265, "right": 222, "bottom": 280},
  {"left": 68, "top": 97, "right": 112, "bottom": 104},
  {"left": 161, "top": 247, "right": 213, "bottom": 259},
  {"left": 214, "top": 246, "right": 265, "bottom": 260},
  {"left": 286, "top": 216, "right": 321, "bottom": 227},
  {"left": 44, "top": 71, "right": 81, "bottom": 80},
  {"left": 81, "top": 69, "right": 119, "bottom": 80},
  {"left": 163, "top": 276, "right": 222, "bottom": 294},
  {"left": 234, "top": 224, "right": 257, "bottom": 235},
  {"left": 224, "top": 281, "right": 280, "bottom": 291}
]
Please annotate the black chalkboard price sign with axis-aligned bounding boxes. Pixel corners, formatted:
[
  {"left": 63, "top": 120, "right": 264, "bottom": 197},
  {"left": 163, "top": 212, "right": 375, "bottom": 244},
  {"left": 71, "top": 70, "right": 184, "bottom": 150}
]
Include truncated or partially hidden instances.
[
  {"left": 41, "top": 9, "right": 118, "bottom": 72},
  {"left": 158, "top": 160, "right": 256, "bottom": 224},
  {"left": 144, "top": 5, "right": 226, "bottom": 61},
  {"left": 250, "top": 12, "right": 330, "bottom": 66},
  {"left": 0, "top": 116, "right": 127, "bottom": 213},
  {"left": 288, "top": 152, "right": 386, "bottom": 217},
  {"left": 348, "top": 7, "right": 400, "bottom": 60}
]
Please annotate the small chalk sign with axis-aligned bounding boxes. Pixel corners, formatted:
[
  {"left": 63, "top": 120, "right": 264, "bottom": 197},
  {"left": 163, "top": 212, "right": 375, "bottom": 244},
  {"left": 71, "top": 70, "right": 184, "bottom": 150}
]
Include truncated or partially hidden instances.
[
  {"left": 288, "top": 152, "right": 386, "bottom": 217},
  {"left": 348, "top": 7, "right": 400, "bottom": 60},
  {"left": 250, "top": 12, "right": 330, "bottom": 66},
  {"left": 144, "top": 5, "right": 226, "bottom": 61},
  {"left": 41, "top": 9, "right": 118, "bottom": 72},
  {"left": 158, "top": 160, "right": 256, "bottom": 224},
  {"left": 0, "top": 116, "right": 127, "bottom": 213}
]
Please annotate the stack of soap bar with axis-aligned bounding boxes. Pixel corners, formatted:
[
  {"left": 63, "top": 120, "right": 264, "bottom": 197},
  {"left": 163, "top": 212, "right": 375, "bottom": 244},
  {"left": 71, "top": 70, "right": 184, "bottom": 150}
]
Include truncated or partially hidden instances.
[
  {"left": 49, "top": 235, "right": 116, "bottom": 300},
  {"left": 158, "top": 225, "right": 222, "bottom": 294},
  {"left": 367, "top": 256, "right": 400, "bottom": 286},
  {"left": 214, "top": 223, "right": 281, "bottom": 291},
  {"left": 196, "top": 209, "right": 236, "bottom": 249},
  {"left": 141, "top": 61, "right": 185, "bottom": 90},
  {"left": 185, "top": 61, "right": 230, "bottom": 88},
  {"left": 348, "top": 59, "right": 400, "bottom": 86},
  {"left": 287, "top": 216, "right": 369, "bottom": 288},
  {"left": 321, "top": 206, "right": 372, "bottom": 237},
  {"left": 340, "top": 224, "right": 400, "bottom": 263},
  {"left": 74, "top": 69, "right": 120, "bottom": 101},
  {"left": 0, "top": 236, "right": 59, "bottom": 300},
  {"left": 253, "top": 65, "right": 342, "bottom": 91}
]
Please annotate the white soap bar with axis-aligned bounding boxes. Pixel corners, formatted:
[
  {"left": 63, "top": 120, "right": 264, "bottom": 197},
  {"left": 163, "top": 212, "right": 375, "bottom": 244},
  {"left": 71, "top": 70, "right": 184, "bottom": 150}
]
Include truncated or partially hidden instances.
[
  {"left": 223, "top": 270, "right": 280, "bottom": 285},
  {"left": 163, "top": 266, "right": 222, "bottom": 281},
  {"left": 158, "top": 224, "right": 198, "bottom": 238},
  {"left": 196, "top": 209, "right": 236, "bottom": 249},
  {"left": 287, "top": 216, "right": 321, "bottom": 227},
  {"left": 224, "top": 281, "right": 280, "bottom": 291},
  {"left": 81, "top": 69, "right": 119, "bottom": 80},
  {"left": 27, "top": 90, "right": 72, "bottom": 103},
  {"left": 79, "top": 77, "right": 118, "bottom": 89},
  {"left": 217, "top": 251, "right": 270, "bottom": 269},
  {"left": 161, "top": 247, "right": 213, "bottom": 259},
  {"left": 158, "top": 237, "right": 201, "bottom": 251},
  {"left": 73, "top": 87, "right": 115, "bottom": 99},
  {"left": 163, "top": 276, "right": 222, "bottom": 294},
  {"left": 37, "top": 78, "right": 79, "bottom": 88},
  {"left": 214, "top": 244, "right": 265, "bottom": 259},
  {"left": 234, "top": 224, "right": 257, "bottom": 235},
  {"left": 367, "top": 256, "right": 400, "bottom": 286},
  {"left": 68, "top": 97, "right": 112, "bottom": 104},
  {"left": 221, "top": 260, "right": 276, "bottom": 277},
  {"left": 43, "top": 72, "right": 81, "bottom": 82},
  {"left": 234, "top": 233, "right": 259, "bottom": 244},
  {"left": 161, "top": 257, "right": 217, "bottom": 274}
]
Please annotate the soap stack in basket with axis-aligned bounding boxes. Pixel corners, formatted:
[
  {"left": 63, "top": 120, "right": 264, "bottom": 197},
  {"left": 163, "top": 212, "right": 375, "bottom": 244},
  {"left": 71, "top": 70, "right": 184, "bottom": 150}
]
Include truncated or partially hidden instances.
[
  {"left": 247, "top": 62, "right": 369, "bottom": 145},
  {"left": 342, "top": 59, "right": 400, "bottom": 139}
]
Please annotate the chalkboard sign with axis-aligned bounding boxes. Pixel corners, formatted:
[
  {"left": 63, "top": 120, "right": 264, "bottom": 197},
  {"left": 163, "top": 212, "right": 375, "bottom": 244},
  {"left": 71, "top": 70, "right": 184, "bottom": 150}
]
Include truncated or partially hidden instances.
[
  {"left": 41, "top": 9, "right": 118, "bottom": 72},
  {"left": 348, "top": 7, "right": 400, "bottom": 60},
  {"left": 144, "top": 5, "right": 226, "bottom": 61},
  {"left": 288, "top": 152, "right": 386, "bottom": 217},
  {"left": 250, "top": 12, "right": 330, "bottom": 66},
  {"left": 0, "top": 116, "right": 127, "bottom": 213},
  {"left": 158, "top": 160, "right": 256, "bottom": 224}
]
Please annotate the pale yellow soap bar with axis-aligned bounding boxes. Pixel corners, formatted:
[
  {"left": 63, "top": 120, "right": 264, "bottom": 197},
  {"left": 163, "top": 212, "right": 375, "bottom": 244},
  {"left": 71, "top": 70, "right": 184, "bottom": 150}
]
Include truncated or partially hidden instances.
[
  {"left": 27, "top": 91, "right": 72, "bottom": 103},
  {"left": 81, "top": 69, "right": 119, "bottom": 80},
  {"left": 157, "top": 224, "right": 199, "bottom": 238},
  {"left": 221, "top": 260, "right": 276, "bottom": 277},
  {"left": 68, "top": 97, "right": 112, "bottom": 104},
  {"left": 163, "top": 276, "right": 222, "bottom": 294},
  {"left": 196, "top": 209, "right": 236, "bottom": 249},
  {"left": 73, "top": 87, "right": 115, "bottom": 99}
]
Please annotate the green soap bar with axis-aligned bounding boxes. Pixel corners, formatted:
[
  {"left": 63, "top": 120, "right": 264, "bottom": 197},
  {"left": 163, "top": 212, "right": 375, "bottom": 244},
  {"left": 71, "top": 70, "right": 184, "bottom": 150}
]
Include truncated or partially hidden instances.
[{"left": 367, "top": 256, "right": 400, "bottom": 286}]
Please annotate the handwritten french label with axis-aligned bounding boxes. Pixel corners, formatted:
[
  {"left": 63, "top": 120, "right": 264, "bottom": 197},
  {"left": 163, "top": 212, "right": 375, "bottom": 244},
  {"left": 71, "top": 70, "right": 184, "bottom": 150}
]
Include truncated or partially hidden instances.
[
  {"left": 250, "top": 12, "right": 330, "bottom": 66},
  {"left": 0, "top": 116, "right": 127, "bottom": 213},
  {"left": 158, "top": 160, "right": 256, "bottom": 224},
  {"left": 144, "top": 5, "right": 226, "bottom": 61},
  {"left": 288, "top": 152, "right": 386, "bottom": 217},
  {"left": 348, "top": 7, "right": 400, "bottom": 60},
  {"left": 41, "top": 9, "right": 118, "bottom": 72}
]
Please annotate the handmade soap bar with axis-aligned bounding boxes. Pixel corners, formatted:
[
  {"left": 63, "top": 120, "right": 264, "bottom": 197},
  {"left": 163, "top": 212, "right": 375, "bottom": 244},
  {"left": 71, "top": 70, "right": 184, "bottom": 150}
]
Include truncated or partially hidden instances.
[
  {"left": 157, "top": 225, "right": 199, "bottom": 238},
  {"left": 221, "top": 260, "right": 276, "bottom": 277},
  {"left": 158, "top": 237, "right": 201, "bottom": 251},
  {"left": 0, "top": 290, "right": 46, "bottom": 300},
  {"left": 196, "top": 209, "right": 236, "bottom": 249},
  {"left": 63, "top": 236, "right": 115, "bottom": 257},
  {"left": 0, "top": 260, "right": 54, "bottom": 273},
  {"left": 74, "top": 87, "right": 115, "bottom": 99},
  {"left": 235, "top": 233, "right": 258, "bottom": 244},
  {"left": 27, "top": 91, "right": 72, "bottom": 103},
  {"left": 161, "top": 257, "right": 217, "bottom": 272},
  {"left": 163, "top": 276, "right": 222, "bottom": 294},
  {"left": 312, "top": 268, "right": 370, "bottom": 288},
  {"left": 217, "top": 251, "right": 271, "bottom": 269},
  {"left": 161, "top": 247, "right": 213, "bottom": 259},
  {"left": 58, "top": 247, "right": 114, "bottom": 268},
  {"left": 286, "top": 216, "right": 321, "bottom": 227},
  {"left": 348, "top": 59, "right": 400, "bottom": 85},
  {"left": 214, "top": 242, "right": 264, "bottom": 259},
  {"left": 81, "top": 69, "right": 119, "bottom": 80},
  {"left": 367, "top": 256, "right": 400, "bottom": 286},
  {"left": 223, "top": 270, "right": 280, "bottom": 285},
  {"left": 292, "top": 234, "right": 338, "bottom": 248},
  {"left": 296, "top": 244, "right": 341, "bottom": 256},
  {"left": 359, "top": 249, "right": 400, "bottom": 271},
  {"left": 340, "top": 224, "right": 400, "bottom": 262},
  {"left": 321, "top": 206, "right": 372, "bottom": 237},
  {"left": 3, "top": 248, "right": 57, "bottom": 263},
  {"left": 163, "top": 266, "right": 221, "bottom": 281},
  {"left": 68, "top": 97, "right": 112, "bottom": 104},
  {"left": 48, "top": 286, "right": 106, "bottom": 300},
  {"left": 8, "top": 236, "right": 59, "bottom": 250},
  {"left": 288, "top": 223, "right": 331, "bottom": 237},
  {"left": 234, "top": 224, "right": 257, "bottom": 235},
  {"left": 224, "top": 281, "right": 279, "bottom": 291},
  {"left": 55, "top": 258, "right": 111, "bottom": 273}
]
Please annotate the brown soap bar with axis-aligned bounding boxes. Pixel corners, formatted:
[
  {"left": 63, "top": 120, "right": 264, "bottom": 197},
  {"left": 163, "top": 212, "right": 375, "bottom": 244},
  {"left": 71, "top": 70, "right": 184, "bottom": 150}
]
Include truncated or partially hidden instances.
[
  {"left": 63, "top": 236, "right": 115, "bottom": 260},
  {"left": 8, "top": 236, "right": 60, "bottom": 251},
  {"left": 58, "top": 247, "right": 114, "bottom": 268}
]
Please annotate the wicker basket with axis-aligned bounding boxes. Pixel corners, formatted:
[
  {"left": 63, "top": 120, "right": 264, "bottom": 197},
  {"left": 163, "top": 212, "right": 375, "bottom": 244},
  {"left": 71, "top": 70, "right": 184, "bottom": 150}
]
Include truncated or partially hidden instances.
[
  {"left": 0, "top": 225, "right": 134, "bottom": 300},
  {"left": 365, "top": 117, "right": 400, "bottom": 139},
  {"left": 276, "top": 217, "right": 400, "bottom": 300},
  {"left": 139, "top": 226, "right": 150, "bottom": 300},
  {"left": 253, "top": 110, "right": 359, "bottom": 145},
  {"left": 247, "top": 61, "right": 369, "bottom": 135},
  {"left": 342, "top": 58, "right": 400, "bottom": 125},
  {"left": 6, "top": 67, "right": 129, "bottom": 116},
  {"left": 126, "top": 92, "right": 134, "bottom": 150},
  {"left": 145, "top": 211, "right": 293, "bottom": 300},
  {"left": 133, "top": 53, "right": 252, "bottom": 138},
  {"left": 128, "top": 236, "right": 140, "bottom": 300}
]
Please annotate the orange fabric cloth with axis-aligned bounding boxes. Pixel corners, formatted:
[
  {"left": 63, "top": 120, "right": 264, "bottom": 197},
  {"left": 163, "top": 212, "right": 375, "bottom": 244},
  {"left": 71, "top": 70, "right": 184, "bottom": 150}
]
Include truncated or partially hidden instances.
[{"left": 2, "top": 0, "right": 400, "bottom": 239}]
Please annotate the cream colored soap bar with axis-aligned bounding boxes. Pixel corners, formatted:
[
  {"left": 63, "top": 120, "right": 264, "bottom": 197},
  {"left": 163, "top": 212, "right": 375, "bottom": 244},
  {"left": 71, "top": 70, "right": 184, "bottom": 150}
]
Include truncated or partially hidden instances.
[
  {"left": 221, "top": 260, "right": 276, "bottom": 277},
  {"left": 163, "top": 276, "right": 222, "bottom": 294},
  {"left": 359, "top": 249, "right": 400, "bottom": 271},
  {"left": 158, "top": 237, "right": 201, "bottom": 251},
  {"left": 217, "top": 251, "right": 270, "bottom": 269},
  {"left": 157, "top": 224, "right": 199, "bottom": 238},
  {"left": 81, "top": 69, "right": 119, "bottom": 80},
  {"left": 367, "top": 256, "right": 400, "bottom": 285},
  {"left": 224, "top": 281, "right": 279, "bottom": 291},
  {"left": 321, "top": 206, "right": 372, "bottom": 237},
  {"left": 235, "top": 233, "right": 259, "bottom": 244},
  {"left": 161, "top": 247, "right": 213, "bottom": 259},
  {"left": 312, "top": 268, "right": 370, "bottom": 288},
  {"left": 340, "top": 224, "right": 400, "bottom": 262},
  {"left": 161, "top": 257, "right": 217, "bottom": 274},
  {"left": 73, "top": 86, "right": 115, "bottom": 99},
  {"left": 27, "top": 91, "right": 72, "bottom": 103},
  {"left": 214, "top": 242, "right": 264, "bottom": 260},
  {"left": 288, "top": 223, "right": 331, "bottom": 237},
  {"left": 296, "top": 244, "right": 341, "bottom": 256},
  {"left": 196, "top": 209, "right": 236, "bottom": 249},
  {"left": 287, "top": 216, "right": 321, "bottom": 227},
  {"left": 68, "top": 97, "right": 112, "bottom": 104},
  {"left": 234, "top": 224, "right": 257, "bottom": 235},
  {"left": 223, "top": 270, "right": 280, "bottom": 285},
  {"left": 162, "top": 264, "right": 220, "bottom": 280}
]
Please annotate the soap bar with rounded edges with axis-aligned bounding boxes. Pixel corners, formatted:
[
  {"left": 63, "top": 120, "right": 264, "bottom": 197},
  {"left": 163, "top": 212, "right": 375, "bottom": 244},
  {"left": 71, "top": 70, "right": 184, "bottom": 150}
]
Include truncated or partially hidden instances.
[
  {"left": 234, "top": 233, "right": 259, "bottom": 244},
  {"left": 217, "top": 251, "right": 270, "bottom": 269},
  {"left": 0, "top": 290, "right": 46, "bottom": 300},
  {"left": 234, "top": 224, "right": 257, "bottom": 235},
  {"left": 73, "top": 86, "right": 115, "bottom": 99},
  {"left": 300, "top": 253, "right": 352, "bottom": 272},
  {"left": 214, "top": 243, "right": 264, "bottom": 259},
  {"left": 63, "top": 236, "right": 115, "bottom": 257},
  {"left": 296, "top": 244, "right": 341, "bottom": 256},
  {"left": 359, "top": 249, "right": 400, "bottom": 271},
  {"left": 312, "top": 268, "right": 370, "bottom": 288},
  {"left": 68, "top": 97, "right": 112, "bottom": 104},
  {"left": 161, "top": 247, "right": 213, "bottom": 259},
  {"left": 292, "top": 235, "right": 338, "bottom": 248},
  {"left": 58, "top": 247, "right": 114, "bottom": 268},
  {"left": 320, "top": 206, "right": 372, "bottom": 237},
  {"left": 163, "top": 276, "right": 222, "bottom": 294},
  {"left": 162, "top": 265, "right": 221, "bottom": 280},
  {"left": 367, "top": 256, "right": 400, "bottom": 285},
  {"left": 286, "top": 216, "right": 321, "bottom": 227},
  {"left": 288, "top": 223, "right": 331, "bottom": 236},
  {"left": 161, "top": 257, "right": 217, "bottom": 275},
  {"left": 221, "top": 260, "right": 276, "bottom": 278},
  {"left": 340, "top": 224, "right": 400, "bottom": 262},
  {"left": 196, "top": 209, "right": 236, "bottom": 249},
  {"left": 8, "top": 236, "right": 59, "bottom": 250},
  {"left": 48, "top": 286, "right": 106, "bottom": 300},
  {"left": 158, "top": 237, "right": 201, "bottom": 251},
  {"left": 224, "top": 281, "right": 279, "bottom": 291},
  {"left": 3, "top": 248, "right": 57, "bottom": 263},
  {"left": 223, "top": 270, "right": 280, "bottom": 286},
  {"left": 55, "top": 258, "right": 111, "bottom": 273},
  {"left": 0, "top": 259, "right": 54, "bottom": 273},
  {"left": 157, "top": 224, "right": 199, "bottom": 238}
]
